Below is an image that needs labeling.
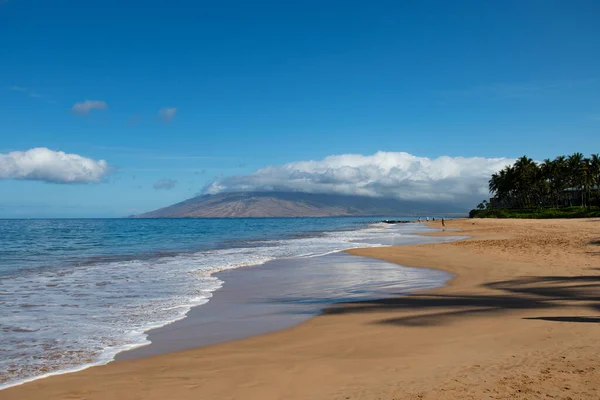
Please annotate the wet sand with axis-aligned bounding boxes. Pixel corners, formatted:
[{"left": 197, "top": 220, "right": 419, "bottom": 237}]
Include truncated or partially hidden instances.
[
  {"left": 117, "top": 252, "right": 451, "bottom": 360},
  {"left": 4, "top": 218, "right": 600, "bottom": 400}
]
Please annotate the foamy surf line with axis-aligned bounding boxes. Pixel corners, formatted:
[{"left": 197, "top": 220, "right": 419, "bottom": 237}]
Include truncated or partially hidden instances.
[{"left": 0, "top": 222, "right": 457, "bottom": 390}]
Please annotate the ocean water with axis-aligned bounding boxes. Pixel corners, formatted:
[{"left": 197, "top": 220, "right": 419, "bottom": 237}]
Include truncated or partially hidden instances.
[{"left": 0, "top": 217, "right": 459, "bottom": 389}]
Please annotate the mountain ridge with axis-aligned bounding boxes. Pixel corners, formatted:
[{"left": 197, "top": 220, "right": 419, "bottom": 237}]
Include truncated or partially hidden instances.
[{"left": 134, "top": 192, "right": 465, "bottom": 218}]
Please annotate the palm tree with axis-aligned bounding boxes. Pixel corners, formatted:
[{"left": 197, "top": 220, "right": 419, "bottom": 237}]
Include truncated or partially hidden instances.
[
  {"left": 489, "top": 166, "right": 518, "bottom": 207},
  {"left": 567, "top": 152, "right": 585, "bottom": 207},
  {"left": 483, "top": 152, "right": 598, "bottom": 210},
  {"left": 591, "top": 154, "right": 600, "bottom": 206},
  {"left": 553, "top": 155, "right": 568, "bottom": 205},
  {"left": 583, "top": 158, "right": 595, "bottom": 207},
  {"left": 513, "top": 156, "right": 539, "bottom": 207},
  {"left": 540, "top": 158, "right": 556, "bottom": 206},
  {"left": 591, "top": 154, "right": 600, "bottom": 185}
]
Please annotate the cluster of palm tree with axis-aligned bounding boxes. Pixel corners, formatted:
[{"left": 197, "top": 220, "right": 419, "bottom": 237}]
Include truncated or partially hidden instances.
[{"left": 487, "top": 153, "right": 600, "bottom": 209}]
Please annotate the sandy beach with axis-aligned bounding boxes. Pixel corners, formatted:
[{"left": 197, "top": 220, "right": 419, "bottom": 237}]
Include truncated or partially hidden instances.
[{"left": 3, "top": 218, "right": 600, "bottom": 400}]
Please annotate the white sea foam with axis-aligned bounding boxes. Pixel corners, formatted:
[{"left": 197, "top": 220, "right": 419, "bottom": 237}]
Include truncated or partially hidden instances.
[{"left": 0, "top": 222, "right": 463, "bottom": 389}]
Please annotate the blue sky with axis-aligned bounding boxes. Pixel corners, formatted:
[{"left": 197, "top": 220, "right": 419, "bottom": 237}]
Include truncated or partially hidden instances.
[{"left": 1, "top": 0, "right": 599, "bottom": 217}]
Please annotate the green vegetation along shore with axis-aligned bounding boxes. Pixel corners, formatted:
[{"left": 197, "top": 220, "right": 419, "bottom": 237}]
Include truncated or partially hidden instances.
[
  {"left": 471, "top": 152, "right": 599, "bottom": 218},
  {"left": 470, "top": 206, "right": 600, "bottom": 219}
]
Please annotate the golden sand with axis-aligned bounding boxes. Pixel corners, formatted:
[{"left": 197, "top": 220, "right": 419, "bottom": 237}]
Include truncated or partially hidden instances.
[{"left": 3, "top": 218, "right": 600, "bottom": 399}]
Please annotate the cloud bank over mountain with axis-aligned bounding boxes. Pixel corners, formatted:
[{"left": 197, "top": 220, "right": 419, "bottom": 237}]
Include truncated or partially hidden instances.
[
  {"left": 0, "top": 148, "right": 110, "bottom": 183},
  {"left": 203, "top": 151, "right": 513, "bottom": 207}
]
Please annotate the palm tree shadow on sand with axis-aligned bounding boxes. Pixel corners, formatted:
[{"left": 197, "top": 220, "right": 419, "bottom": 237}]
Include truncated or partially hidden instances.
[
  {"left": 317, "top": 273, "right": 600, "bottom": 326},
  {"left": 589, "top": 239, "right": 600, "bottom": 256}
]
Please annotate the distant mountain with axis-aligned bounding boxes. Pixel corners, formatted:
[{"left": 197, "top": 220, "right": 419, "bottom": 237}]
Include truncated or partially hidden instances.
[{"left": 134, "top": 191, "right": 464, "bottom": 218}]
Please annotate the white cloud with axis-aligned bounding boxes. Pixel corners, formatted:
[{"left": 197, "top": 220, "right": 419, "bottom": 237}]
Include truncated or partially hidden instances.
[
  {"left": 203, "top": 151, "right": 514, "bottom": 207},
  {"left": 9, "top": 85, "right": 51, "bottom": 102},
  {"left": 72, "top": 100, "right": 108, "bottom": 115},
  {"left": 158, "top": 107, "right": 177, "bottom": 122},
  {"left": 0, "top": 148, "right": 110, "bottom": 183},
  {"left": 153, "top": 178, "right": 177, "bottom": 190}
]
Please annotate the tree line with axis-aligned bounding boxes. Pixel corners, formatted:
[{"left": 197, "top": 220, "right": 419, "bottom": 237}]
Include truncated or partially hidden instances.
[{"left": 483, "top": 153, "right": 600, "bottom": 209}]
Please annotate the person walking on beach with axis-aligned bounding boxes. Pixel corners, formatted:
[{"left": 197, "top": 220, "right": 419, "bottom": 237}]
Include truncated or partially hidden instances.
[{"left": 441, "top": 217, "right": 445, "bottom": 227}]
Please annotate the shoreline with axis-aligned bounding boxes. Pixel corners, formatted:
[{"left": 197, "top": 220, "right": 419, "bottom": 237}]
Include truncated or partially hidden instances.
[
  {"left": 4, "top": 218, "right": 600, "bottom": 399},
  {"left": 116, "top": 251, "right": 453, "bottom": 361},
  {"left": 2, "top": 222, "right": 460, "bottom": 390}
]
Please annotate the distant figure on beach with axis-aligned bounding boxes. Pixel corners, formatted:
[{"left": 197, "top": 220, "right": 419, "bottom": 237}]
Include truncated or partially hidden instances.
[
  {"left": 432, "top": 217, "right": 436, "bottom": 221},
  {"left": 441, "top": 217, "right": 446, "bottom": 227},
  {"left": 417, "top": 217, "right": 421, "bottom": 223},
  {"left": 426, "top": 216, "right": 429, "bottom": 222}
]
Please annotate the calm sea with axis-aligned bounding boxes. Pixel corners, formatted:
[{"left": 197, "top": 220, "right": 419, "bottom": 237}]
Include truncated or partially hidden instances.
[{"left": 0, "top": 217, "right": 453, "bottom": 388}]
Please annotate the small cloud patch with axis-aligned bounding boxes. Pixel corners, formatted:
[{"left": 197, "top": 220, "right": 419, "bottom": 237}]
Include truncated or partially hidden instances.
[
  {"left": 72, "top": 100, "right": 108, "bottom": 115},
  {"left": 9, "top": 86, "right": 52, "bottom": 102},
  {"left": 158, "top": 107, "right": 177, "bottom": 122},
  {"left": 153, "top": 178, "right": 177, "bottom": 190}
]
